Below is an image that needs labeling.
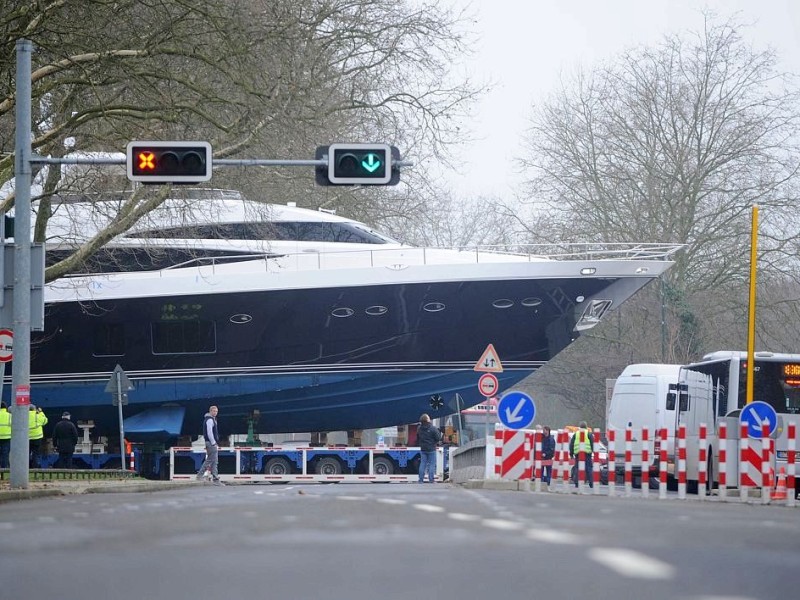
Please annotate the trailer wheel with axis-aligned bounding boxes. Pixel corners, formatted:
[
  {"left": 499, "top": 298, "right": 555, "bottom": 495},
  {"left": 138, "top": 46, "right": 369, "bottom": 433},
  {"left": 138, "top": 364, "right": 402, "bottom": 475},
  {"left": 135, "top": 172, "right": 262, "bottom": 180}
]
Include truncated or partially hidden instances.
[
  {"left": 315, "top": 457, "right": 343, "bottom": 475},
  {"left": 372, "top": 456, "right": 394, "bottom": 476},
  {"left": 264, "top": 457, "right": 292, "bottom": 475}
]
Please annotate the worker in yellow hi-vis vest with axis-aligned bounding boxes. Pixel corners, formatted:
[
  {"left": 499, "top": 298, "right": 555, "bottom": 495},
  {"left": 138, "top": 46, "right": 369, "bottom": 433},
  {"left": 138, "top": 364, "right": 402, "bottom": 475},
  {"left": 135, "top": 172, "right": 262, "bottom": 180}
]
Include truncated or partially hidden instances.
[
  {"left": 28, "top": 405, "right": 48, "bottom": 468},
  {"left": 569, "top": 421, "right": 594, "bottom": 488}
]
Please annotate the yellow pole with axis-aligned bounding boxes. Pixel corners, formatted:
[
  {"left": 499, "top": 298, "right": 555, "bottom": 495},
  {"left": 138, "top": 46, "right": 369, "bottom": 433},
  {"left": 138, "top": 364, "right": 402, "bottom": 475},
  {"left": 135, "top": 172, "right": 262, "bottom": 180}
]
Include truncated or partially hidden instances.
[{"left": 746, "top": 205, "right": 758, "bottom": 405}]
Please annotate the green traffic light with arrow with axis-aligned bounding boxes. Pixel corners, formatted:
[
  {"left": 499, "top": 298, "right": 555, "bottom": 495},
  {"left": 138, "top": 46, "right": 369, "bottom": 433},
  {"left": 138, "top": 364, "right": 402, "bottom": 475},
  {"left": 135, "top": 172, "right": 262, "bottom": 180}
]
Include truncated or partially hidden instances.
[{"left": 361, "top": 153, "right": 382, "bottom": 173}]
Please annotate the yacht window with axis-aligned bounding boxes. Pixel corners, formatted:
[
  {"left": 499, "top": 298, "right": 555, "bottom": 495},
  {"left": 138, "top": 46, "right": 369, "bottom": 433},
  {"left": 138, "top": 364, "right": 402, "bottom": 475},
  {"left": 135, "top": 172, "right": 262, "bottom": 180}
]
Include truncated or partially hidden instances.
[
  {"left": 93, "top": 323, "right": 125, "bottom": 357},
  {"left": 48, "top": 248, "right": 269, "bottom": 274},
  {"left": 423, "top": 302, "right": 446, "bottom": 313},
  {"left": 131, "top": 221, "right": 393, "bottom": 244},
  {"left": 151, "top": 320, "right": 216, "bottom": 354},
  {"left": 492, "top": 299, "right": 514, "bottom": 309}
]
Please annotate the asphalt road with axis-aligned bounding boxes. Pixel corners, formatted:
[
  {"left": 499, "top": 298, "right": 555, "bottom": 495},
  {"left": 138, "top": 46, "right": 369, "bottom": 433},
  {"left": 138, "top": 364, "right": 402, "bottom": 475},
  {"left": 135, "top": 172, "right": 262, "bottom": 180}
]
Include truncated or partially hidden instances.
[{"left": 0, "top": 483, "right": 797, "bottom": 600}]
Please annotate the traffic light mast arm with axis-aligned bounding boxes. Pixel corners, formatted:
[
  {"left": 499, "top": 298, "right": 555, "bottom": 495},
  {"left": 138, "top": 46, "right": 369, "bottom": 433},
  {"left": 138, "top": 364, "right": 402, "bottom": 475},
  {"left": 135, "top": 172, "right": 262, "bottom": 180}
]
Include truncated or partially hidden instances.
[{"left": 214, "top": 159, "right": 327, "bottom": 167}]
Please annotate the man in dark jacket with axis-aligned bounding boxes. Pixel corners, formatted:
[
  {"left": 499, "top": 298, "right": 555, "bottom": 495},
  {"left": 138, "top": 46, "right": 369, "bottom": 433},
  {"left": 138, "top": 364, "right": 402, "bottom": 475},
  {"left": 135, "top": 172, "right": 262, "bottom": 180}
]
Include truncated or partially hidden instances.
[
  {"left": 541, "top": 426, "right": 556, "bottom": 485},
  {"left": 417, "top": 413, "right": 443, "bottom": 483},
  {"left": 52, "top": 412, "right": 79, "bottom": 469}
]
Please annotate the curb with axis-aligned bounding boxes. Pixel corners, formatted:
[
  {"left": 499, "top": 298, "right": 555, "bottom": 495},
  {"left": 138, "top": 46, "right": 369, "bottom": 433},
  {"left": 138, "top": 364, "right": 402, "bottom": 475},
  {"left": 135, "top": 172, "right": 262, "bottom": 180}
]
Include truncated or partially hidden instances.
[{"left": 0, "top": 481, "right": 204, "bottom": 504}]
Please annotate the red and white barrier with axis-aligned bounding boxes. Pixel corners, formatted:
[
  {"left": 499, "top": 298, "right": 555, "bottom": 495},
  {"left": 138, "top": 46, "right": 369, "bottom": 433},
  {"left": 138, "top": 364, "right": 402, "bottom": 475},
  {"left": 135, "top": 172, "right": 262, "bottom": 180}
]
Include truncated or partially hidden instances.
[
  {"left": 678, "top": 424, "right": 687, "bottom": 499},
  {"left": 494, "top": 426, "right": 531, "bottom": 480},
  {"left": 718, "top": 421, "right": 728, "bottom": 501}
]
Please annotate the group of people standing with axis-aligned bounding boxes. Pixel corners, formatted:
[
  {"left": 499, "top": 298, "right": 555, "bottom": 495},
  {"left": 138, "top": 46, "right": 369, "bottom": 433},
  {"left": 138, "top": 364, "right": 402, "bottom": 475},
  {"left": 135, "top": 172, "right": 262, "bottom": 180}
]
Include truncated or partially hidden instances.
[
  {"left": 0, "top": 402, "right": 80, "bottom": 469},
  {"left": 536, "top": 421, "right": 595, "bottom": 487}
]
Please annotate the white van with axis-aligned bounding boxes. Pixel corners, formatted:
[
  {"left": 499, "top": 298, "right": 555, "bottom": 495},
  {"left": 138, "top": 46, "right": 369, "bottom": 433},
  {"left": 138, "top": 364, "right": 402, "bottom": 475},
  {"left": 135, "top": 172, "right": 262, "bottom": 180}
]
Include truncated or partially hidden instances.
[{"left": 607, "top": 363, "right": 682, "bottom": 483}]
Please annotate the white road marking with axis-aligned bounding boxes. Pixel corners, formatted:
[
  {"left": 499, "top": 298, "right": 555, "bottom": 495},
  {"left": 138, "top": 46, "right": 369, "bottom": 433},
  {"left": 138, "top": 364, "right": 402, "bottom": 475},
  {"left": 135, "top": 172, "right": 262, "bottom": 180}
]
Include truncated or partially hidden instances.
[
  {"left": 413, "top": 503, "right": 446, "bottom": 513},
  {"left": 376, "top": 498, "right": 407, "bottom": 505},
  {"left": 588, "top": 547, "right": 675, "bottom": 580},
  {"left": 482, "top": 518, "right": 524, "bottom": 531},
  {"left": 448, "top": 513, "right": 480, "bottom": 522},
  {"left": 525, "top": 529, "right": 581, "bottom": 545}
]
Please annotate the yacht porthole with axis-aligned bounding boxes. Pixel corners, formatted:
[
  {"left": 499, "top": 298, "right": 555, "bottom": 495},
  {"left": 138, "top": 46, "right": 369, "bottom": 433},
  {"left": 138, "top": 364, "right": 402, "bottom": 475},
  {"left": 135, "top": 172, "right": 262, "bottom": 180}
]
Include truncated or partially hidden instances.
[
  {"left": 492, "top": 299, "right": 514, "bottom": 309},
  {"left": 423, "top": 302, "right": 446, "bottom": 313},
  {"left": 229, "top": 314, "right": 253, "bottom": 324},
  {"left": 521, "top": 297, "right": 542, "bottom": 307},
  {"left": 331, "top": 307, "right": 355, "bottom": 318},
  {"left": 365, "top": 305, "right": 388, "bottom": 316},
  {"left": 576, "top": 295, "right": 585, "bottom": 303}
]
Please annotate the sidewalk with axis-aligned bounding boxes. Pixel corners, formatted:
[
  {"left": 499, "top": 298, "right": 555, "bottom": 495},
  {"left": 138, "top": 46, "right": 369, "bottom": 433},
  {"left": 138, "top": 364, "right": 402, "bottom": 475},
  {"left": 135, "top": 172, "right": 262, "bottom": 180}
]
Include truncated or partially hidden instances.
[{"left": 0, "top": 478, "right": 203, "bottom": 504}]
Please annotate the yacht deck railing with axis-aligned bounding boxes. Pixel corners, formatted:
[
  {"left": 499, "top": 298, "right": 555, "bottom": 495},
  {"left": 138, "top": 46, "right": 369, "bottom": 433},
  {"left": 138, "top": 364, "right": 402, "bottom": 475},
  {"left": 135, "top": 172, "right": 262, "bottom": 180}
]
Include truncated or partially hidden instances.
[{"left": 161, "top": 242, "right": 685, "bottom": 272}]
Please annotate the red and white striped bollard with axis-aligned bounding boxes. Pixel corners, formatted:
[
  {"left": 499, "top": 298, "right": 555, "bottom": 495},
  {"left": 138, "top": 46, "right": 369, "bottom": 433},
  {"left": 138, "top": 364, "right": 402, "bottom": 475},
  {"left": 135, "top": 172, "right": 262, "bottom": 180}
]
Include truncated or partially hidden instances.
[
  {"left": 740, "top": 423, "right": 749, "bottom": 502},
  {"left": 577, "top": 430, "right": 587, "bottom": 494},
  {"left": 592, "top": 429, "right": 601, "bottom": 494},
  {"left": 658, "top": 428, "right": 667, "bottom": 500},
  {"left": 788, "top": 422, "right": 796, "bottom": 508},
  {"left": 624, "top": 425, "right": 633, "bottom": 497},
  {"left": 698, "top": 423, "right": 707, "bottom": 501},
  {"left": 762, "top": 422, "right": 771, "bottom": 505},
  {"left": 678, "top": 423, "right": 687, "bottom": 500},
  {"left": 560, "top": 431, "right": 571, "bottom": 491},
  {"left": 718, "top": 421, "right": 728, "bottom": 501},
  {"left": 533, "top": 430, "right": 542, "bottom": 492},
  {"left": 640, "top": 427, "right": 650, "bottom": 498},
  {"left": 607, "top": 429, "right": 616, "bottom": 497}
]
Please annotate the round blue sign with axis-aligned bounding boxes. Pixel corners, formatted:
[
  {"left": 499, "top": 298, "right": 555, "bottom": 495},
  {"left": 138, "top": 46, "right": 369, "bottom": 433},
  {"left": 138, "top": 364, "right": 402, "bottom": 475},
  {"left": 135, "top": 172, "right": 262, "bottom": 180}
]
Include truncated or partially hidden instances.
[
  {"left": 740, "top": 401, "right": 778, "bottom": 439},
  {"left": 497, "top": 391, "right": 536, "bottom": 430}
]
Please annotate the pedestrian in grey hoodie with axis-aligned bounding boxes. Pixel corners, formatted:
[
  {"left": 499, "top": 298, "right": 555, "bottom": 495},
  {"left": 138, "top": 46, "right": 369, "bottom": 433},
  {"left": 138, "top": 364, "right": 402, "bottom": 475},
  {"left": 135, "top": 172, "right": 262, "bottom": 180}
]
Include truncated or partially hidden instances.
[{"left": 196, "top": 405, "right": 224, "bottom": 485}]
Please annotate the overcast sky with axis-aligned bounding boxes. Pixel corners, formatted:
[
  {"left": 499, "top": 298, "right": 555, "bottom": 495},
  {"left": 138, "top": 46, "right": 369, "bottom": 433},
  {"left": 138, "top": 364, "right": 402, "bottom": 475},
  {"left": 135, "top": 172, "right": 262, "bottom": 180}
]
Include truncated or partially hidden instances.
[{"left": 440, "top": 0, "right": 800, "bottom": 200}]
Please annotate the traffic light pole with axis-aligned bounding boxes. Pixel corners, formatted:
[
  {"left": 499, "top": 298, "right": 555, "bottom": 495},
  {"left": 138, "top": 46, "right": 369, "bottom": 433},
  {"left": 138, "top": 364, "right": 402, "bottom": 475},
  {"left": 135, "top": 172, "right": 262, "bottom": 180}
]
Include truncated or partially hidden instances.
[{"left": 10, "top": 39, "right": 33, "bottom": 488}]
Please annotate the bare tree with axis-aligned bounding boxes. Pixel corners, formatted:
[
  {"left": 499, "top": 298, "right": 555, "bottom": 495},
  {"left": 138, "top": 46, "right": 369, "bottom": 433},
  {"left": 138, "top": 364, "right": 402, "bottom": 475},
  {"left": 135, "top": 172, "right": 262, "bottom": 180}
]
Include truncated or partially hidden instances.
[
  {"left": 514, "top": 15, "right": 800, "bottom": 419},
  {"left": 0, "top": 0, "right": 481, "bottom": 280}
]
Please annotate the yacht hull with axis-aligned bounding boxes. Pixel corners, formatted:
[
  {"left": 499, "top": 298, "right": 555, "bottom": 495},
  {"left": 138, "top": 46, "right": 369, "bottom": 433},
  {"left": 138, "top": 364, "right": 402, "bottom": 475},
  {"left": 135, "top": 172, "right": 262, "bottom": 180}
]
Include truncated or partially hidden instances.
[{"left": 15, "top": 272, "right": 653, "bottom": 437}]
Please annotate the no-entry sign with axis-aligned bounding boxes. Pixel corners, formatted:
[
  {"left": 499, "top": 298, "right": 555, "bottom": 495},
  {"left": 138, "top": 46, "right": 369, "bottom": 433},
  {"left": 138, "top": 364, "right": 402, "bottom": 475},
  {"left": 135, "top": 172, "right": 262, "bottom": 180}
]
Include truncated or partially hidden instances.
[
  {"left": 0, "top": 329, "right": 12, "bottom": 363},
  {"left": 478, "top": 373, "right": 499, "bottom": 397}
]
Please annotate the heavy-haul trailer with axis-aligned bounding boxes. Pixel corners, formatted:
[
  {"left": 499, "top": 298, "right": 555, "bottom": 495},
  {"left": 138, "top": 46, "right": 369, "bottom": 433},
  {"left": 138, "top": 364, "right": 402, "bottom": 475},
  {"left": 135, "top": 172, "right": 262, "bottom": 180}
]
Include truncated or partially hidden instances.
[{"left": 167, "top": 445, "right": 448, "bottom": 483}]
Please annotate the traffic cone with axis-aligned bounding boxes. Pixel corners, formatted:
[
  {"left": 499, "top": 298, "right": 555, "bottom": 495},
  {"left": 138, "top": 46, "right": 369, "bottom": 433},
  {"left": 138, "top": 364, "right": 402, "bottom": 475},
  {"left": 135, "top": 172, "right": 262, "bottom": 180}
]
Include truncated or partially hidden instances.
[{"left": 771, "top": 467, "right": 788, "bottom": 501}]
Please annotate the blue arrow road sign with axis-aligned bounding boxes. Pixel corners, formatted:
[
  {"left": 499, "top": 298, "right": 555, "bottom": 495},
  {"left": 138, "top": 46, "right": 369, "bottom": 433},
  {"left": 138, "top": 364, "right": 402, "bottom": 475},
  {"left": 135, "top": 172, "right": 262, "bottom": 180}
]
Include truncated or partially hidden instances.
[
  {"left": 740, "top": 401, "right": 778, "bottom": 439},
  {"left": 498, "top": 391, "right": 535, "bottom": 430}
]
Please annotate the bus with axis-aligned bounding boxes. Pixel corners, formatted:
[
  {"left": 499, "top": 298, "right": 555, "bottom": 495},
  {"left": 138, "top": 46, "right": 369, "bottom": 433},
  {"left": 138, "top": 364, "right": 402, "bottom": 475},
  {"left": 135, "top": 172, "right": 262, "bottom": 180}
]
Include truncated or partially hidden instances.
[
  {"left": 669, "top": 351, "right": 800, "bottom": 494},
  {"left": 445, "top": 399, "right": 498, "bottom": 444}
]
